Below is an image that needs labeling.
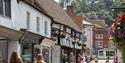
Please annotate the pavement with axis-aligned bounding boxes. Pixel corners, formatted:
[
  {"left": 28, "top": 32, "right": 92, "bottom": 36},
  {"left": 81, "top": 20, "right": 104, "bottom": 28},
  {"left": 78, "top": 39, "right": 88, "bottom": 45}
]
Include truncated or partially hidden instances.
[{"left": 98, "top": 60, "right": 114, "bottom": 63}]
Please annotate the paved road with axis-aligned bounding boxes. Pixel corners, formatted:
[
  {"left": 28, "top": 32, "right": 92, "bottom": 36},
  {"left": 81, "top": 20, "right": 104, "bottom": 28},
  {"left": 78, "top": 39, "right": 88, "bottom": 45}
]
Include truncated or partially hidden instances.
[{"left": 90, "top": 60, "right": 114, "bottom": 63}]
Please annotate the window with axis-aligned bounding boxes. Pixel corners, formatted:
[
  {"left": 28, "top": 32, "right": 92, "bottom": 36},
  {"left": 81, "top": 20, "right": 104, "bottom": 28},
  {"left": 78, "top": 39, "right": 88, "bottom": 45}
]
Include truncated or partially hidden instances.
[
  {"left": 22, "top": 43, "right": 33, "bottom": 63},
  {"left": 26, "top": 12, "right": 30, "bottom": 30},
  {"left": 96, "top": 34, "right": 103, "bottom": 39},
  {"left": 36, "top": 17, "right": 40, "bottom": 32},
  {"left": 106, "top": 51, "right": 115, "bottom": 56},
  {"left": 44, "top": 21, "right": 48, "bottom": 35},
  {"left": 99, "top": 51, "right": 103, "bottom": 56},
  {"left": 0, "top": 0, "right": 11, "bottom": 18},
  {"left": 96, "top": 40, "right": 103, "bottom": 48},
  {"left": 0, "top": 39, "right": 8, "bottom": 63}
]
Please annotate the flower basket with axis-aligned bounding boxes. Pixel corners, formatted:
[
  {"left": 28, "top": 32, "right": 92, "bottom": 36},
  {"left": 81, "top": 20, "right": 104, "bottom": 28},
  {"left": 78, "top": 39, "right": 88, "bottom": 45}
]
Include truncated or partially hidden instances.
[{"left": 109, "top": 14, "right": 125, "bottom": 63}]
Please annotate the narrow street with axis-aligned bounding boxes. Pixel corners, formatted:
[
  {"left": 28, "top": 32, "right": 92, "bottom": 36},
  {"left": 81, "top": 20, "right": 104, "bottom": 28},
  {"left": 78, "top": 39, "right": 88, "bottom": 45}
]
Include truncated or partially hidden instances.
[{"left": 0, "top": 0, "right": 124, "bottom": 63}]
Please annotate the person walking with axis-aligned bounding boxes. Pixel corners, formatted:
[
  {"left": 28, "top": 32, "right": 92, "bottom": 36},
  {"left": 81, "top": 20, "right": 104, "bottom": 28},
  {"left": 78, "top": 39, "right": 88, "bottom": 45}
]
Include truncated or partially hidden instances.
[
  {"left": 80, "top": 54, "right": 87, "bottom": 63},
  {"left": 9, "top": 51, "right": 23, "bottom": 63},
  {"left": 69, "top": 52, "right": 75, "bottom": 63},
  {"left": 62, "top": 54, "right": 68, "bottom": 63},
  {"left": 34, "top": 54, "right": 45, "bottom": 63},
  {"left": 76, "top": 54, "right": 81, "bottom": 63}
]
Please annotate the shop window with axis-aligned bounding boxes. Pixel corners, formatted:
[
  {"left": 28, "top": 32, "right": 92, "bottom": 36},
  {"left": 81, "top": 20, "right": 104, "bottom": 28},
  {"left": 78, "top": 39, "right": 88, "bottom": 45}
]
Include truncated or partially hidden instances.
[
  {"left": 42, "top": 48, "right": 49, "bottom": 63},
  {"left": 22, "top": 43, "right": 33, "bottom": 63},
  {"left": 106, "top": 51, "right": 115, "bottom": 56},
  {"left": 99, "top": 51, "right": 103, "bottom": 56},
  {"left": 0, "top": 39, "right": 8, "bottom": 63}
]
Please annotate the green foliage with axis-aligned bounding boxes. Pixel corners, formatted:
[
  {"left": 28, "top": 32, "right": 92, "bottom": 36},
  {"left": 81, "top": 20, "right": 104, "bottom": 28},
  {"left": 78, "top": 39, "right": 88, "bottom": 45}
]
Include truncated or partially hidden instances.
[{"left": 59, "top": 0, "right": 124, "bottom": 26}]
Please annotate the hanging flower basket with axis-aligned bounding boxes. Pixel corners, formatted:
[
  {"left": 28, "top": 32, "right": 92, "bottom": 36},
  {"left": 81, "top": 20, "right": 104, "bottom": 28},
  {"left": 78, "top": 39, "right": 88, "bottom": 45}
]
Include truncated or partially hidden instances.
[
  {"left": 109, "top": 14, "right": 125, "bottom": 63},
  {"left": 109, "top": 14, "right": 125, "bottom": 41}
]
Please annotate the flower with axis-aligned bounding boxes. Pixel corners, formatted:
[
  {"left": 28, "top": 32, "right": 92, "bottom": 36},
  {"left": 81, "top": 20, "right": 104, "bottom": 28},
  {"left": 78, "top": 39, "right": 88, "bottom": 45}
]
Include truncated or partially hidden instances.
[
  {"left": 113, "top": 19, "right": 117, "bottom": 23},
  {"left": 122, "top": 15, "right": 125, "bottom": 20}
]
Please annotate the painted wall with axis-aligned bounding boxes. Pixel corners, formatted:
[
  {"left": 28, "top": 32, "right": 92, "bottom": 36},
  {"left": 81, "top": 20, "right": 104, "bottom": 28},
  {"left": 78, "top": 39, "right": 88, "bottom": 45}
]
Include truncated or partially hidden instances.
[
  {"left": 84, "top": 25, "right": 93, "bottom": 56},
  {"left": 0, "top": 0, "right": 52, "bottom": 62},
  {"left": 0, "top": 0, "right": 52, "bottom": 38}
]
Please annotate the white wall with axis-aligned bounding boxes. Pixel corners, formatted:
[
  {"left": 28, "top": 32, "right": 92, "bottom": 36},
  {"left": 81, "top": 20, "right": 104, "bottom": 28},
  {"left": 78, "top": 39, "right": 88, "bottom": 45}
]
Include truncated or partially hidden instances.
[
  {"left": 8, "top": 41, "right": 21, "bottom": 63},
  {"left": 0, "top": 0, "right": 52, "bottom": 38},
  {"left": 18, "top": 2, "right": 51, "bottom": 38},
  {"left": 84, "top": 25, "right": 93, "bottom": 56}
]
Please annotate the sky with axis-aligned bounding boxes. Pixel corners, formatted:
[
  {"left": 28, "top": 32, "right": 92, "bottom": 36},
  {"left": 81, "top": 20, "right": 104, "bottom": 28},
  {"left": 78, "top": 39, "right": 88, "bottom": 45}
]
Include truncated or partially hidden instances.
[{"left": 54, "top": 0, "right": 59, "bottom": 3}]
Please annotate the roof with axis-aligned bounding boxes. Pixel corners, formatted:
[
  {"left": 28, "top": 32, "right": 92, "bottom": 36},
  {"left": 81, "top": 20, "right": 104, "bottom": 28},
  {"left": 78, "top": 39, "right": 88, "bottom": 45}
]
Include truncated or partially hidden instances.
[
  {"left": 88, "top": 20, "right": 108, "bottom": 28},
  {"left": 68, "top": 15, "right": 83, "bottom": 31},
  {"left": 83, "top": 20, "right": 92, "bottom": 25},
  {"left": 21, "top": 0, "right": 81, "bottom": 32}
]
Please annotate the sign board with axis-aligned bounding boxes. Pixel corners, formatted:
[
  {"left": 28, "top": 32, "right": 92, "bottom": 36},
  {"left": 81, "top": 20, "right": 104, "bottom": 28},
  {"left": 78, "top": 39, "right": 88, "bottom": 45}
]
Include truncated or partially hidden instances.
[{"left": 52, "top": 45, "right": 61, "bottom": 63}]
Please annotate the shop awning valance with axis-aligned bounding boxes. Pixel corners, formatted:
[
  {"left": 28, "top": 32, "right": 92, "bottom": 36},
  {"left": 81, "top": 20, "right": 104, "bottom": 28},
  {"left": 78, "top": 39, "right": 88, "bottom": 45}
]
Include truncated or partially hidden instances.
[
  {"left": 0, "top": 25, "right": 23, "bottom": 41},
  {"left": 41, "top": 38, "right": 55, "bottom": 48}
]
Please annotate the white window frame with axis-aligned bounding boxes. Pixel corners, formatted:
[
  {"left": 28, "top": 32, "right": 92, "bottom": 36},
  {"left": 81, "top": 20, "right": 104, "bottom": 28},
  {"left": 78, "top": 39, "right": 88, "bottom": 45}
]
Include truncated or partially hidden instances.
[
  {"left": 26, "top": 12, "right": 30, "bottom": 30},
  {"left": 96, "top": 40, "right": 103, "bottom": 48},
  {"left": 36, "top": 17, "right": 40, "bottom": 32},
  {"left": 96, "top": 34, "right": 103, "bottom": 39},
  {"left": 0, "top": 0, "right": 11, "bottom": 17},
  {"left": 44, "top": 21, "right": 48, "bottom": 35}
]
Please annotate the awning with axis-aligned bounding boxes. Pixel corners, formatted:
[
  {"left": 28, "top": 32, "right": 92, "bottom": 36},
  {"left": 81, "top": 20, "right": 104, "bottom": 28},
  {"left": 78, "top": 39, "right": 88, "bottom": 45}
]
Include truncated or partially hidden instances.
[
  {"left": 41, "top": 38, "right": 55, "bottom": 48},
  {"left": 0, "top": 25, "right": 23, "bottom": 41},
  {"left": 20, "top": 29, "right": 44, "bottom": 44}
]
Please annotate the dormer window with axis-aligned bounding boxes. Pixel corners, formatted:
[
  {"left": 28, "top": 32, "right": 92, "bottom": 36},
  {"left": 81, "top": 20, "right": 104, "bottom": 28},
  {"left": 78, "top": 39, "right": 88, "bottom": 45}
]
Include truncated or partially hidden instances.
[{"left": 0, "top": 0, "right": 11, "bottom": 18}]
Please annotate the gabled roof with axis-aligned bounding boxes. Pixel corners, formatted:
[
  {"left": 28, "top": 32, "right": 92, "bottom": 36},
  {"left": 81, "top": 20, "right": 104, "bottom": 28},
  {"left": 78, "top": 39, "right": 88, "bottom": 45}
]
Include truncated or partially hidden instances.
[{"left": 21, "top": 0, "right": 81, "bottom": 32}]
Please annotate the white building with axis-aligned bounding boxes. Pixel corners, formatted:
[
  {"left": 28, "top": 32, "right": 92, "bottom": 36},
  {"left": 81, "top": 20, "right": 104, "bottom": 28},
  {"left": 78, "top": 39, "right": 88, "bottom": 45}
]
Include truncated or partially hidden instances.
[
  {"left": 0, "top": 0, "right": 53, "bottom": 63},
  {"left": 83, "top": 20, "right": 93, "bottom": 57}
]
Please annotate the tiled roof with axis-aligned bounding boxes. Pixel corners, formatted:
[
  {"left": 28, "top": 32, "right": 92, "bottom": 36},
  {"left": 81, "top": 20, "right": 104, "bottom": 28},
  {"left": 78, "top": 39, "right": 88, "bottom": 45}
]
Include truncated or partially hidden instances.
[
  {"left": 88, "top": 20, "right": 108, "bottom": 28},
  {"left": 21, "top": 0, "right": 81, "bottom": 32}
]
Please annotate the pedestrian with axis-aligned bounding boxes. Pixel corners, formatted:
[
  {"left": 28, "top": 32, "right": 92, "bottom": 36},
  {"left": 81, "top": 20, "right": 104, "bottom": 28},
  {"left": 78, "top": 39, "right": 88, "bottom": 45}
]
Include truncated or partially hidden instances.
[
  {"left": 80, "top": 55, "right": 86, "bottom": 63},
  {"left": 69, "top": 52, "right": 75, "bottom": 63},
  {"left": 9, "top": 51, "right": 23, "bottom": 63},
  {"left": 76, "top": 54, "right": 81, "bottom": 63},
  {"left": 62, "top": 54, "right": 68, "bottom": 63},
  {"left": 34, "top": 54, "right": 45, "bottom": 63}
]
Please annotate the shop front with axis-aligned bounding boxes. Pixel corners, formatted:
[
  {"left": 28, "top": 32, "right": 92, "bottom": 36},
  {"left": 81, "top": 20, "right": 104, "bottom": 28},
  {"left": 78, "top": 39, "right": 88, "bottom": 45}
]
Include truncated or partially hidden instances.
[
  {"left": 20, "top": 30, "right": 44, "bottom": 63},
  {"left": 0, "top": 37, "right": 8, "bottom": 63},
  {"left": 0, "top": 25, "right": 23, "bottom": 63}
]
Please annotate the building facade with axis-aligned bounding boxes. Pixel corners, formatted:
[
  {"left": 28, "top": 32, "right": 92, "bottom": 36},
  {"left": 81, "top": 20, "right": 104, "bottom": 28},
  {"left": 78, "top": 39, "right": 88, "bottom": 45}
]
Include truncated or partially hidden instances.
[
  {"left": 0, "top": 0, "right": 53, "bottom": 63},
  {"left": 83, "top": 20, "right": 93, "bottom": 58},
  {"left": 92, "top": 21, "right": 115, "bottom": 60}
]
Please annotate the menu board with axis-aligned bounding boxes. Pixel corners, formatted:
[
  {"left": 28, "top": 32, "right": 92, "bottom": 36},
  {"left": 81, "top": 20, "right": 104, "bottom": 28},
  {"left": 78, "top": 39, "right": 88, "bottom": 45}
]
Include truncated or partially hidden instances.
[{"left": 52, "top": 45, "right": 61, "bottom": 63}]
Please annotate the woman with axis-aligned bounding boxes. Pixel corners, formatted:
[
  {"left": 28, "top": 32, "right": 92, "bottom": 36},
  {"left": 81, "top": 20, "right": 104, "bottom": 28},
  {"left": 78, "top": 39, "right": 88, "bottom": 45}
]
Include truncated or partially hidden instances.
[
  {"left": 9, "top": 51, "right": 23, "bottom": 63},
  {"left": 76, "top": 54, "right": 81, "bottom": 63},
  {"left": 34, "top": 54, "right": 45, "bottom": 63}
]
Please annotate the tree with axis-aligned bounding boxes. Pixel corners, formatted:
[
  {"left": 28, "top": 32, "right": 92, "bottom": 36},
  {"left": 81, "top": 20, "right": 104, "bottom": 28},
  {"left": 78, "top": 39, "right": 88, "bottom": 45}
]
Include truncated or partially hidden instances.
[{"left": 59, "top": 0, "right": 124, "bottom": 26}]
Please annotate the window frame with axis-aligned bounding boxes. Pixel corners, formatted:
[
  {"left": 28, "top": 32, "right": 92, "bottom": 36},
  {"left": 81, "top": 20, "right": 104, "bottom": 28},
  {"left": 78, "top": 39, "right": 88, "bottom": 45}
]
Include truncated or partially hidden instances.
[
  {"left": 44, "top": 21, "right": 48, "bottom": 35},
  {"left": 0, "top": 0, "right": 11, "bottom": 18},
  {"left": 36, "top": 17, "right": 40, "bottom": 32},
  {"left": 26, "top": 12, "right": 30, "bottom": 30}
]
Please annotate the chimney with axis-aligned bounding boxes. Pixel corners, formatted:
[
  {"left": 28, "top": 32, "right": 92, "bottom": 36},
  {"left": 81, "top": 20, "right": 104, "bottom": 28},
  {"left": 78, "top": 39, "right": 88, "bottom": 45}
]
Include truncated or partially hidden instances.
[{"left": 66, "top": 5, "right": 75, "bottom": 16}]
